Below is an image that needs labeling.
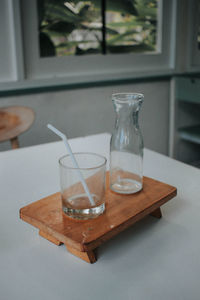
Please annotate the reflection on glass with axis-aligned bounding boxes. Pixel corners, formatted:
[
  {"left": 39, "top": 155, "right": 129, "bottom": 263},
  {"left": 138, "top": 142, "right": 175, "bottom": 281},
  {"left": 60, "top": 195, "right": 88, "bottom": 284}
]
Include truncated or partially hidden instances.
[
  {"left": 38, "top": 0, "right": 102, "bottom": 57},
  {"left": 106, "top": 0, "right": 158, "bottom": 54},
  {"left": 37, "top": 0, "right": 159, "bottom": 57}
]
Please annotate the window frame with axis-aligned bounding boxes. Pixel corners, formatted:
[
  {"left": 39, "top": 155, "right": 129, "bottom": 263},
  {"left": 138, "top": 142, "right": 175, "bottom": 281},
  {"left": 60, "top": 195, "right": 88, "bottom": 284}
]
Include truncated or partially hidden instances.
[
  {"left": 2, "top": 0, "right": 199, "bottom": 93},
  {"left": 186, "top": 0, "right": 200, "bottom": 71},
  {"left": 21, "top": 0, "right": 176, "bottom": 81},
  {"left": 0, "top": 0, "right": 21, "bottom": 83}
]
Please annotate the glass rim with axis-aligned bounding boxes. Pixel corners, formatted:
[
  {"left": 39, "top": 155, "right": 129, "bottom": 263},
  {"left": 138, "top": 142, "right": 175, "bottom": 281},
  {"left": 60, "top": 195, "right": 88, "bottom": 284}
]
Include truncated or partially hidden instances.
[
  {"left": 59, "top": 152, "right": 107, "bottom": 170},
  {"left": 112, "top": 93, "right": 144, "bottom": 103}
]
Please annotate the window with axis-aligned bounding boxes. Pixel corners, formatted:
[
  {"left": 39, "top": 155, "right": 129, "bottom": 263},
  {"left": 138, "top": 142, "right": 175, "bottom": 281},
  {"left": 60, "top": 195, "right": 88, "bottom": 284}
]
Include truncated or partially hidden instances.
[
  {"left": 105, "top": 0, "right": 159, "bottom": 54},
  {"left": 1, "top": 0, "right": 199, "bottom": 91},
  {"left": 38, "top": 0, "right": 159, "bottom": 57},
  {"left": 21, "top": 0, "right": 175, "bottom": 84},
  {"left": 38, "top": 0, "right": 102, "bottom": 57}
]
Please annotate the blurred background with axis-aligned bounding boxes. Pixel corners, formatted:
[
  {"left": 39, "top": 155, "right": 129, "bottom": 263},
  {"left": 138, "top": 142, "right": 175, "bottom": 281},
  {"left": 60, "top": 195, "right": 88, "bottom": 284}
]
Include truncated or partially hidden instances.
[{"left": 0, "top": 0, "right": 199, "bottom": 166}]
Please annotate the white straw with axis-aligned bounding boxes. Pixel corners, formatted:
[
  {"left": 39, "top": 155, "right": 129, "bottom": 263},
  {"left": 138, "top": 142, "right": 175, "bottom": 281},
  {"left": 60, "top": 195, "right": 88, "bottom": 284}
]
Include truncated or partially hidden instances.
[{"left": 47, "top": 124, "right": 95, "bottom": 206}]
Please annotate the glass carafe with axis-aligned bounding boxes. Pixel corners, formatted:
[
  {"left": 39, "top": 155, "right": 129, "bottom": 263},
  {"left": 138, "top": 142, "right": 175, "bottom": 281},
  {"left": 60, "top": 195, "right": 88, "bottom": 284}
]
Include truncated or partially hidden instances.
[{"left": 110, "top": 93, "right": 144, "bottom": 194}]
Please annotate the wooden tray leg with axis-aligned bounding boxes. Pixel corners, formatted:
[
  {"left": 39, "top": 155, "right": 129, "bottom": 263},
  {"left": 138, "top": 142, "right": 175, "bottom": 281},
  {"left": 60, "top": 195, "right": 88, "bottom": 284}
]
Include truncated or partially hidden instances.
[
  {"left": 39, "top": 230, "right": 63, "bottom": 246},
  {"left": 65, "top": 244, "right": 97, "bottom": 264},
  {"left": 150, "top": 207, "right": 162, "bottom": 219}
]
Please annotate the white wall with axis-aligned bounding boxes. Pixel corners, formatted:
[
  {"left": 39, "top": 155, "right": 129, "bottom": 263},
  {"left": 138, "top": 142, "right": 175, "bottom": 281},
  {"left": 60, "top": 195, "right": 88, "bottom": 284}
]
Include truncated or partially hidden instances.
[{"left": 0, "top": 80, "right": 170, "bottom": 154}]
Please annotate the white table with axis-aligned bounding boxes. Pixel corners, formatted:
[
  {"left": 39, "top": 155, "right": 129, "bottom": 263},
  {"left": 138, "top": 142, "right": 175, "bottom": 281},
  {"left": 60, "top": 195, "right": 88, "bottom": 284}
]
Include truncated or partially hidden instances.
[{"left": 1, "top": 133, "right": 200, "bottom": 300}]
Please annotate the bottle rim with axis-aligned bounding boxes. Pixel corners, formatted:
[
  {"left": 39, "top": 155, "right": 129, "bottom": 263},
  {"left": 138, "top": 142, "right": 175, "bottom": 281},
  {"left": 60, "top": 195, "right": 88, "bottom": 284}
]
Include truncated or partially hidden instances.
[{"left": 112, "top": 93, "right": 144, "bottom": 104}]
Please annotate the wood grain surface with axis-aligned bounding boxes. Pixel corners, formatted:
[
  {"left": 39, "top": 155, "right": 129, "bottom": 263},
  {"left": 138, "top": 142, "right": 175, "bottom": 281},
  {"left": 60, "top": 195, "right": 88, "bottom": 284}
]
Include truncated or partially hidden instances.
[
  {"left": 20, "top": 172, "right": 177, "bottom": 260},
  {"left": 0, "top": 106, "right": 35, "bottom": 144}
]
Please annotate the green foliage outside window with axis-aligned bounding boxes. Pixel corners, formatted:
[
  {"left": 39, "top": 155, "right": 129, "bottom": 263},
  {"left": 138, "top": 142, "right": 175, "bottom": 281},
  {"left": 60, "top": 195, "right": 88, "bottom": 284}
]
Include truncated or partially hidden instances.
[{"left": 38, "top": 0, "right": 158, "bottom": 57}]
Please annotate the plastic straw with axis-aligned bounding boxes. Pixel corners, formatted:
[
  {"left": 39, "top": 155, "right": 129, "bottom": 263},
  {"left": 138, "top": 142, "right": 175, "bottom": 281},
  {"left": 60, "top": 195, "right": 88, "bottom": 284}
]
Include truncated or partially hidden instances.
[{"left": 47, "top": 124, "right": 95, "bottom": 206}]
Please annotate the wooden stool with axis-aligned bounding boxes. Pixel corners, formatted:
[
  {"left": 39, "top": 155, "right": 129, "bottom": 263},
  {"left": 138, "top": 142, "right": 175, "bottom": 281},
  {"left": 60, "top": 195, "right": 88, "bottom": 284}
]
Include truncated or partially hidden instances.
[
  {"left": 0, "top": 106, "right": 35, "bottom": 149},
  {"left": 20, "top": 174, "right": 177, "bottom": 263}
]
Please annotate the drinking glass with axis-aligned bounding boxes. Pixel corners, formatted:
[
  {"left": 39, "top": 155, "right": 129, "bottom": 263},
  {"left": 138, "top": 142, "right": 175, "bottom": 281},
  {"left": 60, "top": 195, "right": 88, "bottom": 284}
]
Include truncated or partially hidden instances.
[{"left": 59, "top": 152, "right": 106, "bottom": 219}]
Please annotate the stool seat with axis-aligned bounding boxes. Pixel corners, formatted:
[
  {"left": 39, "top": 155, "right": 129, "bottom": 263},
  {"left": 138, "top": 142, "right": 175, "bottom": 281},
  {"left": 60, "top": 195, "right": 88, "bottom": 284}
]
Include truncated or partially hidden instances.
[{"left": 0, "top": 106, "right": 35, "bottom": 149}]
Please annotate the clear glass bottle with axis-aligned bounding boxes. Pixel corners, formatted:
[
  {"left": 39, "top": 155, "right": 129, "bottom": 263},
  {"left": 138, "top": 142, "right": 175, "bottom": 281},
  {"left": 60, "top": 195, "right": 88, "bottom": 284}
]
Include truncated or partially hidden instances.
[{"left": 110, "top": 93, "right": 144, "bottom": 194}]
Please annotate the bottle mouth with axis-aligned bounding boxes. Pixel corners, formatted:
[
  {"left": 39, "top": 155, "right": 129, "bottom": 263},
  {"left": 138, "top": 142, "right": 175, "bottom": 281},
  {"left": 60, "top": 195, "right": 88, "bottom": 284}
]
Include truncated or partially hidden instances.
[{"left": 112, "top": 93, "right": 144, "bottom": 104}]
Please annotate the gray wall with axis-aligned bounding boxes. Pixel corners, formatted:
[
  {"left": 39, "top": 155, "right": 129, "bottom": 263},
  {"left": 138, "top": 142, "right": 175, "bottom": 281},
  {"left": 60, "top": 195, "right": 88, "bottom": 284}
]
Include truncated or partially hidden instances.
[{"left": 0, "top": 80, "right": 170, "bottom": 154}]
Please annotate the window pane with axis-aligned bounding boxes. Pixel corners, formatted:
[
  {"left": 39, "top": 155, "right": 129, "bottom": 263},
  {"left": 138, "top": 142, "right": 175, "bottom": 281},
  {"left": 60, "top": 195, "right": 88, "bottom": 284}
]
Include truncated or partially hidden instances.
[
  {"left": 38, "top": 0, "right": 102, "bottom": 57},
  {"left": 106, "top": 0, "right": 159, "bottom": 54},
  {"left": 38, "top": 0, "right": 159, "bottom": 57}
]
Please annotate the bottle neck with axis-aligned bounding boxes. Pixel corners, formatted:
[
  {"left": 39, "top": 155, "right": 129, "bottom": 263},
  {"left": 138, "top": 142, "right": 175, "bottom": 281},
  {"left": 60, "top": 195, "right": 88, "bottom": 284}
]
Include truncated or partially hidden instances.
[{"left": 116, "top": 110, "right": 139, "bottom": 128}]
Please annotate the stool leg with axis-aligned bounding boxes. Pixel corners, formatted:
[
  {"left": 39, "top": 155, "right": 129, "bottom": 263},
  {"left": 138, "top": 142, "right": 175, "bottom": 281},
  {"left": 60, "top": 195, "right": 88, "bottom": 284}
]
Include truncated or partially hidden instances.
[
  {"left": 65, "top": 244, "right": 97, "bottom": 263},
  {"left": 150, "top": 207, "right": 162, "bottom": 219},
  {"left": 10, "top": 137, "right": 19, "bottom": 149}
]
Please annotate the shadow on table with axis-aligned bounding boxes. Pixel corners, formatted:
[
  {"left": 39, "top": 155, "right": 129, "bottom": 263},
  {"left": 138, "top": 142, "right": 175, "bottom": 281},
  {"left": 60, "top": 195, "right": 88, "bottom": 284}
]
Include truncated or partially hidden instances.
[{"left": 97, "top": 214, "right": 187, "bottom": 266}]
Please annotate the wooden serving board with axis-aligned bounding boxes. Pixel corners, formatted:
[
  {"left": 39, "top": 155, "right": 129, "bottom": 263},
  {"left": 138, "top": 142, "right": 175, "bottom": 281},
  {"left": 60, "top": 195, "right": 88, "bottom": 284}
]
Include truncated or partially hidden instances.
[{"left": 20, "top": 173, "right": 177, "bottom": 263}]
